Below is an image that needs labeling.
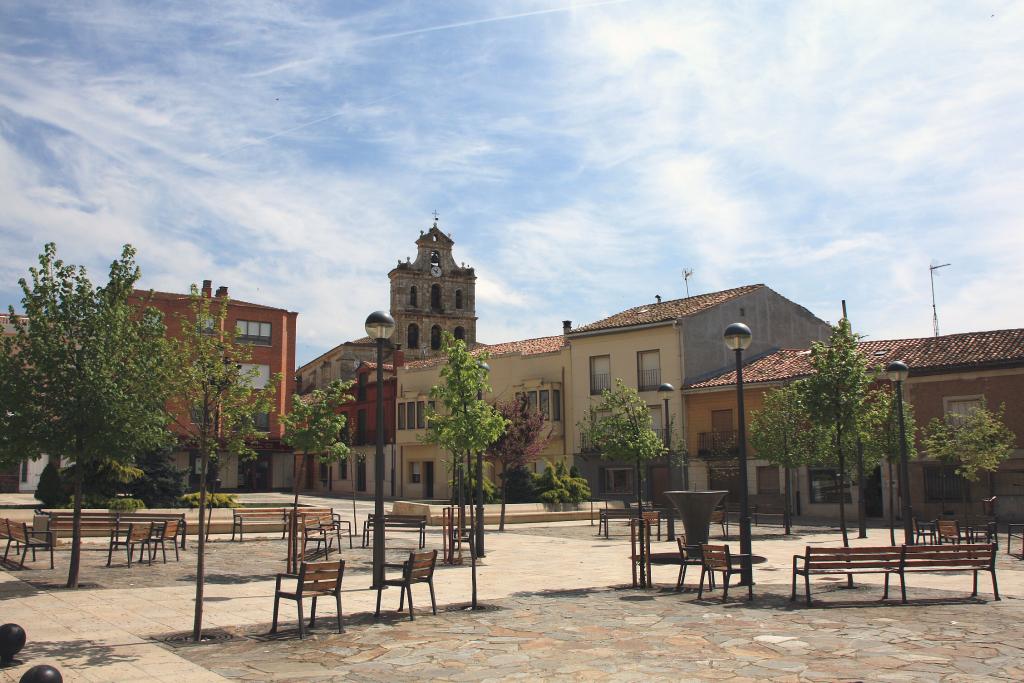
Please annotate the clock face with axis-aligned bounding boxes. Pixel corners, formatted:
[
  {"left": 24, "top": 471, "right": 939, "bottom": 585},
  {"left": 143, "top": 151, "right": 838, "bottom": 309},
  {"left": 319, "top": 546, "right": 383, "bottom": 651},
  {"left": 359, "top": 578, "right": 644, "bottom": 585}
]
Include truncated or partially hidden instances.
[{"left": 430, "top": 264, "right": 441, "bottom": 277}]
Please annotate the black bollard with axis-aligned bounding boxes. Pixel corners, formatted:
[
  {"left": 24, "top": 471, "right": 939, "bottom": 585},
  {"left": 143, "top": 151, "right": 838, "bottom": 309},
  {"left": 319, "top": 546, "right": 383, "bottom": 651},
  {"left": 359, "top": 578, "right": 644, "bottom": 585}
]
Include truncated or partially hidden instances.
[
  {"left": 0, "top": 623, "right": 26, "bottom": 667},
  {"left": 20, "top": 664, "right": 63, "bottom": 683}
]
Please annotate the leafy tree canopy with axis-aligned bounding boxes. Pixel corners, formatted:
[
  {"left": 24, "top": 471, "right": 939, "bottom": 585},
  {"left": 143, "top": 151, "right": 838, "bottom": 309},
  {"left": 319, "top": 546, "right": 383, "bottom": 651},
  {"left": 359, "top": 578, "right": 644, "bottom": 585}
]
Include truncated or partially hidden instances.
[
  {"left": 749, "top": 381, "right": 828, "bottom": 469},
  {"left": 923, "top": 399, "right": 1015, "bottom": 482},
  {"left": 281, "top": 379, "right": 353, "bottom": 463},
  {"left": 487, "top": 395, "right": 550, "bottom": 472},
  {"left": 579, "top": 378, "right": 666, "bottom": 465}
]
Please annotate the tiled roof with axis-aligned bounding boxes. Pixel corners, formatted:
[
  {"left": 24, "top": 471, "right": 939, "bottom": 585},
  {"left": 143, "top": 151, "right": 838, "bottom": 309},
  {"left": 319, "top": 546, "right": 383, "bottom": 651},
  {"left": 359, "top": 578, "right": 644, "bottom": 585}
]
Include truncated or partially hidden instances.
[
  {"left": 360, "top": 361, "right": 395, "bottom": 373},
  {"left": 685, "top": 328, "right": 1024, "bottom": 389},
  {"left": 569, "top": 285, "right": 764, "bottom": 334},
  {"left": 403, "top": 335, "right": 566, "bottom": 370},
  {"left": 134, "top": 289, "right": 291, "bottom": 313}
]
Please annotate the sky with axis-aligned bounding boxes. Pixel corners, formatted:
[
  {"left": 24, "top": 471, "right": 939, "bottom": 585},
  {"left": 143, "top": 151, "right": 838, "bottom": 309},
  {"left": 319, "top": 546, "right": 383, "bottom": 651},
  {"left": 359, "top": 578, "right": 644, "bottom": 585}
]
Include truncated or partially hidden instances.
[{"left": 1, "top": 1, "right": 1022, "bottom": 366}]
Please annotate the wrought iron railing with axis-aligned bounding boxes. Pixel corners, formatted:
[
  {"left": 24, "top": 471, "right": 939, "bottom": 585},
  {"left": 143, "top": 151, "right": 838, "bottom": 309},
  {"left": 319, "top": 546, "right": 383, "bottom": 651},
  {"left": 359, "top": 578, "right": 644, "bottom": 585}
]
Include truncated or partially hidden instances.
[
  {"left": 590, "top": 373, "right": 610, "bottom": 395},
  {"left": 638, "top": 368, "right": 661, "bottom": 392},
  {"left": 697, "top": 430, "right": 739, "bottom": 459}
]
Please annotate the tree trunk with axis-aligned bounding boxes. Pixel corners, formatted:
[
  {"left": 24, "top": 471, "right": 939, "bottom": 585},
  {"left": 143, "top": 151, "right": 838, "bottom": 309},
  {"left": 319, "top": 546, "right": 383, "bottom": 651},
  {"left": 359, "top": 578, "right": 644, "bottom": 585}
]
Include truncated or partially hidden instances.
[
  {"left": 783, "top": 466, "right": 792, "bottom": 535},
  {"left": 192, "top": 447, "right": 209, "bottom": 642},
  {"left": 837, "top": 426, "right": 849, "bottom": 547},
  {"left": 499, "top": 475, "right": 508, "bottom": 532},
  {"left": 66, "top": 461, "right": 84, "bottom": 588},
  {"left": 856, "top": 439, "right": 867, "bottom": 539}
]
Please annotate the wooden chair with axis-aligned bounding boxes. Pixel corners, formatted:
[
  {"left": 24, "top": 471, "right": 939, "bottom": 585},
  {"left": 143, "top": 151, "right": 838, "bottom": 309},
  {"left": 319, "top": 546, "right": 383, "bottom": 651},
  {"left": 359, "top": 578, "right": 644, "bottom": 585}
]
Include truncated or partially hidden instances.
[
  {"left": 3, "top": 519, "right": 55, "bottom": 569},
  {"left": 375, "top": 550, "right": 438, "bottom": 621},
  {"left": 675, "top": 536, "right": 705, "bottom": 592},
  {"left": 271, "top": 560, "right": 345, "bottom": 639},
  {"left": 936, "top": 519, "right": 964, "bottom": 545},
  {"left": 106, "top": 522, "right": 155, "bottom": 567},
  {"left": 150, "top": 520, "right": 181, "bottom": 564},
  {"left": 698, "top": 544, "right": 752, "bottom": 603},
  {"left": 912, "top": 518, "right": 936, "bottom": 545}
]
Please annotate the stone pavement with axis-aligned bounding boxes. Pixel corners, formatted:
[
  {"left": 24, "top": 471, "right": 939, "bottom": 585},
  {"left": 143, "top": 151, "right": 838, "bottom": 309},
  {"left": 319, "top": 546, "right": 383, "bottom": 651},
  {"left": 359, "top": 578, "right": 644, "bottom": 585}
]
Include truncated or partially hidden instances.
[{"left": 2, "top": 521, "right": 1023, "bottom": 681}]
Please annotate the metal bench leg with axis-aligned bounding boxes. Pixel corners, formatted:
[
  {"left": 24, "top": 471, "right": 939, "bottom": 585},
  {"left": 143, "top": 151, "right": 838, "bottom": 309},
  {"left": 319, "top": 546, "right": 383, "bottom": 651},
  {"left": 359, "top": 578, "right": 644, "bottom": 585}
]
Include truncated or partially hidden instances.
[
  {"left": 972, "top": 570, "right": 978, "bottom": 597},
  {"left": 309, "top": 596, "right": 317, "bottom": 627},
  {"left": 883, "top": 573, "right": 890, "bottom": 600},
  {"left": 407, "top": 584, "right": 415, "bottom": 621},
  {"left": 991, "top": 569, "right": 1000, "bottom": 601},
  {"left": 900, "top": 572, "right": 907, "bottom": 604},
  {"left": 374, "top": 587, "right": 383, "bottom": 617},
  {"left": 48, "top": 543, "right": 54, "bottom": 569},
  {"left": 697, "top": 567, "right": 706, "bottom": 599},
  {"left": 721, "top": 571, "right": 730, "bottom": 603},
  {"left": 429, "top": 579, "right": 437, "bottom": 615},
  {"left": 271, "top": 594, "right": 281, "bottom": 633},
  {"left": 805, "top": 573, "right": 811, "bottom": 607},
  {"left": 297, "top": 598, "right": 305, "bottom": 639},
  {"left": 336, "top": 592, "right": 344, "bottom": 633}
]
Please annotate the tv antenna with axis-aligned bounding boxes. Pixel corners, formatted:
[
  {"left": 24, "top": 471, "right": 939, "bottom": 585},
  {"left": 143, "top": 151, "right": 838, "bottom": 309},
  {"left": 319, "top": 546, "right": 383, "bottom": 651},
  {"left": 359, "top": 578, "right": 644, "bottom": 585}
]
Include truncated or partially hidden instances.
[
  {"left": 930, "top": 262, "right": 950, "bottom": 337},
  {"left": 682, "top": 269, "right": 694, "bottom": 298}
]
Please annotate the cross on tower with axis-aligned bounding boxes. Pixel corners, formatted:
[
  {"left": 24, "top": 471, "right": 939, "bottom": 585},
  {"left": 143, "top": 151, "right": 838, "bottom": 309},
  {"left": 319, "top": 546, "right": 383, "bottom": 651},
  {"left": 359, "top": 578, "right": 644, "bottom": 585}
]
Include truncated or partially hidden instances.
[{"left": 432, "top": 210, "right": 440, "bottom": 221}]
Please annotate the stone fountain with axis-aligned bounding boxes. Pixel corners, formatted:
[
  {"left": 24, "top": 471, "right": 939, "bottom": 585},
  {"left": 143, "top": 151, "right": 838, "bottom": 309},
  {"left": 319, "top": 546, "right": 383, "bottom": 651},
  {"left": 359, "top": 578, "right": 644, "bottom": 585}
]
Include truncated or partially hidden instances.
[{"left": 663, "top": 490, "right": 728, "bottom": 546}]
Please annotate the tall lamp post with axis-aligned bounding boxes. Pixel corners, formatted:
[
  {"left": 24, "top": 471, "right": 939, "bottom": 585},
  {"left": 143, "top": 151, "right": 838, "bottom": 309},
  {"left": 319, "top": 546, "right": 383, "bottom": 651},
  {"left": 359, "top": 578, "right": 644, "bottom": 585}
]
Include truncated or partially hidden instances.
[
  {"left": 723, "top": 323, "right": 753, "bottom": 585},
  {"left": 886, "top": 360, "right": 913, "bottom": 545},
  {"left": 658, "top": 382, "right": 676, "bottom": 540},
  {"left": 365, "top": 310, "right": 395, "bottom": 589},
  {"left": 475, "top": 361, "right": 490, "bottom": 557}
]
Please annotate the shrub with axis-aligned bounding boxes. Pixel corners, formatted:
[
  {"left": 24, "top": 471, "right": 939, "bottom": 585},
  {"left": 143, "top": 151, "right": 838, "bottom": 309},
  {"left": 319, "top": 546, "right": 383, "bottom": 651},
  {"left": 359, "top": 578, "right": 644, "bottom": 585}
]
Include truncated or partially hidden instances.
[
  {"left": 180, "top": 492, "right": 239, "bottom": 508},
  {"left": 534, "top": 461, "right": 591, "bottom": 505},
  {"left": 107, "top": 497, "right": 146, "bottom": 512},
  {"left": 35, "top": 462, "right": 69, "bottom": 508},
  {"left": 455, "top": 465, "right": 500, "bottom": 504},
  {"left": 502, "top": 465, "right": 536, "bottom": 503},
  {"left": 127, "top": 449, "right": 186, "bottom": 508}
]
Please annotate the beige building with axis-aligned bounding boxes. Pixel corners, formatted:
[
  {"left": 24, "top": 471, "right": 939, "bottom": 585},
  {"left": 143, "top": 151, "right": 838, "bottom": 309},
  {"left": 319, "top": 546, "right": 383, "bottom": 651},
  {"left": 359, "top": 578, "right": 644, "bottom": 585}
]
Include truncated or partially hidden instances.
[{"left": 395, "top": 336, "right": 569, "bottom": 500}]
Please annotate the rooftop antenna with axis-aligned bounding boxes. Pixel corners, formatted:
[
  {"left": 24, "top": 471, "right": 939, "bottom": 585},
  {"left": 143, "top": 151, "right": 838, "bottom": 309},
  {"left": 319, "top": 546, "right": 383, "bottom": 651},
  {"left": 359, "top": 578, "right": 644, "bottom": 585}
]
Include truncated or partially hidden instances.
[
  {"left": 683, "top": 269, "right": 693, "bottom": 298},
  {"left": 929, "top": 263, "right": 951, "bottom": 337}
]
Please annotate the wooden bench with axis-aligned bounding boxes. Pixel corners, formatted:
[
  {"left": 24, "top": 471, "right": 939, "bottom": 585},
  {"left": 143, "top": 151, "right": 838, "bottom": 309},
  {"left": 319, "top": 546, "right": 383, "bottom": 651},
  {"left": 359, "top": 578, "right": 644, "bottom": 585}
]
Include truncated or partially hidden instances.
[
  {"left": 362, "top": 514, "right": 427, "bottom": 549},
  {"left": 2, "top": 518, "right": 55, "bottom": 569},
  {"left": 231, "top": 508, "right": 290, "bottom": 541},
  {"left": 792, "top": 543, "right": 998, "bottom": 606},
  {"left": 39, "top": 511, "right": 187, "bottom": 549}
]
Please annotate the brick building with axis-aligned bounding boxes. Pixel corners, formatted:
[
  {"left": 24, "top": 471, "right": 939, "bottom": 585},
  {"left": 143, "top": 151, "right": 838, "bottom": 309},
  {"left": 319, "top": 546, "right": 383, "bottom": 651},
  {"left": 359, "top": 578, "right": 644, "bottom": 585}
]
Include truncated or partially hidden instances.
[{"left": 136, "top": 280, "right": 299, "bottom": 492}]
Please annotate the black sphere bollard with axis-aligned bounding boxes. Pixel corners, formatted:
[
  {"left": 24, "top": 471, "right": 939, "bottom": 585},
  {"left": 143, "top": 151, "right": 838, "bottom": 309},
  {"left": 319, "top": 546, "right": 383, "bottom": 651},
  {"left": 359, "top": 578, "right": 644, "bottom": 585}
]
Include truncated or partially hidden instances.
[
  {"left": 0, "top": 623, "right": 26, "bottom": 666},
  {"left": 20, "top": 665, "right": 63, "bottom": 683}
]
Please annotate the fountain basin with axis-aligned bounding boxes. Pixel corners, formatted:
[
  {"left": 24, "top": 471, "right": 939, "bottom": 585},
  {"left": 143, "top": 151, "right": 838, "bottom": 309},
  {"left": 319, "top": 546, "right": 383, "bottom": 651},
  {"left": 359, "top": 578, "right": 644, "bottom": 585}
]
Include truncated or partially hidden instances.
[{"left": 664, "top": 490, "right": 728, "bottom": 546}]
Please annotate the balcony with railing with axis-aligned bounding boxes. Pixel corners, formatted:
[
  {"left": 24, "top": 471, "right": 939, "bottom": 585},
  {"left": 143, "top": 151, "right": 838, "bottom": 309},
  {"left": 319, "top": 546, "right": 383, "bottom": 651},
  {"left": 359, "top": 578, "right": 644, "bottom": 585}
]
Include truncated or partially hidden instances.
[
  {"left": 638, "top": 368, "right": 662, "bottom": 392},
  {"left": 590, "top": 373, "right": 610, "bottom": 395},
  {"left": 697, "top": 430, "right": 740, "bottom": 460},
  {"left": 579, "top": 432, "right": 598, "bottom": 453}
]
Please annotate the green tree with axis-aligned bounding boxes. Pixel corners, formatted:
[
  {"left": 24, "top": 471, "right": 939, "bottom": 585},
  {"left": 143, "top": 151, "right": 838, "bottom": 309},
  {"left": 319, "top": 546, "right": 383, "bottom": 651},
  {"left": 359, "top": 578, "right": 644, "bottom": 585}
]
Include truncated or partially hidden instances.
[
  {"left": 35, "top": 462, "right": 68, "bottom": 508},
  {"left": 280, "top": 379, "right": 352, "bottom": 572},
  {"left": 859, "top": 387, "right": 916, "bottom": 543},
  {"left": 423, "top": 332, "right": 507, "bottom": 608},
  {"left": 923, "top": 400, "right": 1015, "bottom": 524},
  {"left": 486, "top": 395, "right": 550, "bottom": 530},
  {"left": 0, "top": 243, "right": 175, "bottom": 587},
  {"left": 749, "top": 381, "right": 827, "bottom": 534},
  {"left": 127, "top": 448, "right": 187, "bottom": 508},
  {"left": 168, "top": 288, "right": 279, "bottom": 642},
  {"left": 579, "top": 378, "right": 666, "bottom": 508},
  {"left": 800, "top": 319, "right": 871, "bottom": 546}
]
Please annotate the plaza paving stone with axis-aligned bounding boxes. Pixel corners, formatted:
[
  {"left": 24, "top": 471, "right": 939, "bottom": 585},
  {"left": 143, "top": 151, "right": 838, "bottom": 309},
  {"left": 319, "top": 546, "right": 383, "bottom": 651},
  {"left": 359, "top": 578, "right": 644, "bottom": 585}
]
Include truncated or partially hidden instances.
[{"left": 2, "top": 516, "right": 1023, "bottom": 681}]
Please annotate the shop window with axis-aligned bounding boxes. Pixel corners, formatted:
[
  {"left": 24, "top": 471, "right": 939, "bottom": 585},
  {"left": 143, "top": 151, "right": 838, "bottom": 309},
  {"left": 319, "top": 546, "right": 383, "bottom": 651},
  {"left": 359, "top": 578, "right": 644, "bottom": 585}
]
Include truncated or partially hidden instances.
[
  {"left": 601, "top": 467, "right": 633, "bottom": 494},
  {"left": 809, "top": 468, "right": 851, "bottom": 504},
  {"left": 411, "top": 462, "right": 421, "bottom": 484}
]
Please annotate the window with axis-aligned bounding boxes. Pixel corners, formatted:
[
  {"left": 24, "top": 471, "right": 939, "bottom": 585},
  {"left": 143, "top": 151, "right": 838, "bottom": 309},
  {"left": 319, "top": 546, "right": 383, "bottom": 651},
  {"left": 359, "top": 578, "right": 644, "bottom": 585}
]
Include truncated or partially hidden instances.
[
  {"left": 407, "top": 323, "right": 419, "bottom": 349},
  {"left": 923, "top": 464, "right": 969, "bottom": 502},
  {"left": 431, "top": 284, "right": 442, "bottom": 311},
  {"left": 236, "top": 320, "right": 272, "bottom": 345},
  {"left": 944, "top": 396, "right": 984, "bottom": 426},
  {"left": 254, "top": 412, "right": 270, "bottom": 431},
  {"left": 590, "top": 355, "right": 610, "bottom": 395},
  {"left": 455, "top": 289, "right": 463, "bottom": 309},
  {"left": 602, "top": 467, "right": 633, "bottom": 494},
  {"left": 454, "top": 326, "right": 465, "bottom": 341},
  {"left": 527, "top": 391, "right": 538, "bottom": 412},
  {"left": 239, "top": 363, "right": 271, "bottom": 389},
  {"left": 21, "top": 460, "right": 28, "bottom": 483},
  {"left": 319, "top": 462, "right": 329, "bottom": 481},
  {"left": 190, "top": 405, "right": 204, "bottom": 425},
  {"left": 198, "top": 316, "right": 217, "bottom": 335},
  {"left": 552, "top": 390, "right": 561, "bottom": 421},
  {"left": 406, "top": 402, "right": 416, "bottom": 430},
  {"left": 637, "top": 350, "right": 661, "bottom": 391},
  {"left": 357, "top": 373, "right": 367, "bottom": 401},
  {"left": 757, "top": 466, "right": 780, "bottom": 495},
  {"left": 417, "top": 401, "right": 425, "bottom": 429},
  {"left": 431, "top": 325, "right": 441, "bottom": 350},
  {"left": 340, "top": 459, "right": 348, "bottom": 480},
  {"left": 409, "top": 286, "right": 418, "bottom": 307},
  {"left": 411, "top": 462, "right": 421, "bottom": 484},
  {"left": 398, "top": 403, "right": 406, "bottom": 430},
  {"left": 539, "top": 390, "right": 550, "bottom": 419},
  {"left": 809, "top": 468, "right": 851, "bottom": 504}
]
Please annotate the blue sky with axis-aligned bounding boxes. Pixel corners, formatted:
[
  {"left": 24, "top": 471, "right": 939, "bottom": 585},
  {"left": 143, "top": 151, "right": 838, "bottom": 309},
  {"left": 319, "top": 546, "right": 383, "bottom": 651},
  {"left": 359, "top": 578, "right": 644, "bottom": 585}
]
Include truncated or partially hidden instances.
[{"left": 2, "top": 1, "right": 1022, "bottom": 365}]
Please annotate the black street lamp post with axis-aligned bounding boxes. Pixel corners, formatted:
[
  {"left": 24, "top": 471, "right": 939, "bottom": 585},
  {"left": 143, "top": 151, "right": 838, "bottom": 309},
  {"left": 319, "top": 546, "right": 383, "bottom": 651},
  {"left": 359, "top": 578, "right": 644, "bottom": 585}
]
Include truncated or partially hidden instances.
[
  {"left": 475, "top": 361, "right": 490, "bottom": 557},
  {"left": 886, "top": 360, "right": 913, "bottom": 545},
  {"left": 724, "top": 323, "right": 753, "bottom": 586},
  {"left": 365, "top": 311, "right": 395, "bottom": 589},
  {"left": 658, "top": 382, "right": 676, "bottom": 540}
]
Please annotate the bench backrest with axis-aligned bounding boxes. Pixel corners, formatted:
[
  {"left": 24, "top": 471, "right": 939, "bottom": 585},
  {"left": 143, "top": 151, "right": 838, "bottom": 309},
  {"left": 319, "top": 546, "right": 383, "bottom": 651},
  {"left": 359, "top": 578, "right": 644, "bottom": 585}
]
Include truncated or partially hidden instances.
[
  {"left": 6, "top": 520, "right": 28, "bottom": 543},
  {"left": 902, "top": 543, "right": 994, "bottom": 569},
  {"left": 936, "top": 520, "right": 961, "bottom": 542},
  {"left": 234, "top": 509, "right": 288, "bottom": 518},
  {"left": 300, "top": 511, "right": 335, "bottom": 527},
  {"left": 405, "top": 549, "right": 437, "bottom": 581},
  {"left": 157, "top": 519, "right": 181, "bottom": 540},
  {"left": 125, "top": 522, "right": 154, "bottom": 542},
  {"left": 0, "top": 518, "right": 8, "bottom": 539},
  {"left": 368, "top": 514, "right": 425, "bottom": 525},
  {"left": 805, "top": 546, "right": 903, "bottom": 570},
  {"left": 298, "top": 559, "right": 344, "bottom": 595},
  {"left": 701, "top": 544, "right": 732, "bottom": 570},
  {"left": 709, "top": 510, "right": 725, "bottom": 524},
  {"left": 641, "top": 511, "right": 660, "bottom": 525}
]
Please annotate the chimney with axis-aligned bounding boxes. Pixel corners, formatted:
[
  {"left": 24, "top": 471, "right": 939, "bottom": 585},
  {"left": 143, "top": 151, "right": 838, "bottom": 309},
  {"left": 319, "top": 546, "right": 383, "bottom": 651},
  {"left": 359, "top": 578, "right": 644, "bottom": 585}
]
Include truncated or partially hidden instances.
[
  {"left": 201, "top": 279, "right": 212, "bottom": 297},
  {"left": 562, "top": 320, "right": 572, "bottom": 334},
  {"left": 655, "top": 295, "right": 662, "bottom": 303},
  {"left": 215, "top": 285, "right": 228, "bottom": 298},
  {"left": 393, "top": 348, "right": 405, "bottom": 368}
]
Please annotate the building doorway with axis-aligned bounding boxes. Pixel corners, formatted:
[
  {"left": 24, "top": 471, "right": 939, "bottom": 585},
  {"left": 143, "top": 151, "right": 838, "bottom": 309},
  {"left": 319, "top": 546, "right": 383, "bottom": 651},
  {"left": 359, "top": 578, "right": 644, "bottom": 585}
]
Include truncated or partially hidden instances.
[
  {"left": 649, "top": 464, "right": 670, "bottom": 507},
  {"left": 425, "top": 462, "right": 435, "bottom": 499},
  {"left": 357, "top": 457, "right": 367, "bottom": 492},
  {"left": 865, "top": 465, "right": 884, "bottom": 517}
]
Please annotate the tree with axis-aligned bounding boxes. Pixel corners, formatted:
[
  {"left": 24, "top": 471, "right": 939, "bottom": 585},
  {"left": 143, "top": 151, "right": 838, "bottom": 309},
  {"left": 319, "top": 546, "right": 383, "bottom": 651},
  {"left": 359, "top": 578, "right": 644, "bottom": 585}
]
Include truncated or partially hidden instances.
[
  {"left": 35, "top": 462, "right": 68, "bottom": 508},
  {"left": 859, "top": 387, "right": 916, "bottom": 543},
  {"left": 0, "top": 243, "right": 175, "bottom": 588},
  {"left": 486, "top": 395, "right": 551, "bottom": 530},
  {"left": 923, "top": 400, "right": 1015, "bottom": 524},
  {"left": 749, "top": 381, "right": 827, "bottom": 534},
  {"left": 800, "top": 319, "right": 871, "bottom": 546},
  {"left": 168, "top": 289, "right": 279, "bottom": 642},
  {"left": 127, "top": 448, "right": 187, "bottom": 508},
  {"left": 423, "top": 332, "right": 507, "bottom": 608},
  {"left": 280, "top": 379, "right": 352, "bottom": 573}
]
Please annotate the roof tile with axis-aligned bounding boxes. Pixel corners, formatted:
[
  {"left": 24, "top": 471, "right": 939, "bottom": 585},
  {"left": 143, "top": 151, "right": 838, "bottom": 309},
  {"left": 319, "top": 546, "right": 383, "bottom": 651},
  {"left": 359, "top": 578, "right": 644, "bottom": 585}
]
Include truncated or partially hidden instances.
[{"left": 569, "top": 285, "right": 763, "bottom": 334}]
